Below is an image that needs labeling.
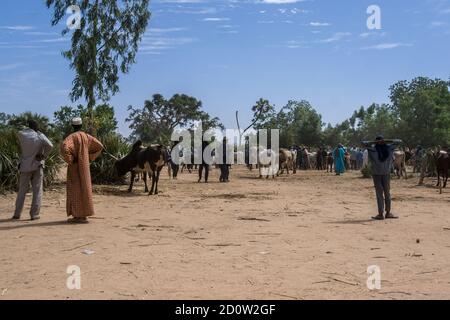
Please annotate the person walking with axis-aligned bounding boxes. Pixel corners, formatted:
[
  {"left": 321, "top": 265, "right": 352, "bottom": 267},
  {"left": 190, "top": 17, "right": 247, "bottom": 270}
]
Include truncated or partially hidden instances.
[
  {"left": 363, "top": 135, "right": 401, "bottom": 220},
  {"left": 60, "top": 118, "right": 103, "bottom": 224},
  {"left": 13, "top": 120, "right": 53, "bottom": 221}
]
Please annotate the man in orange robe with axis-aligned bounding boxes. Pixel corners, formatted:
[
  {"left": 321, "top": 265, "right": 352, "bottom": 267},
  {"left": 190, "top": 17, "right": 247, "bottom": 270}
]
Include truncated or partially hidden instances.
[{"left": 60, "top": 118, "right": 103, "bottom": 224}]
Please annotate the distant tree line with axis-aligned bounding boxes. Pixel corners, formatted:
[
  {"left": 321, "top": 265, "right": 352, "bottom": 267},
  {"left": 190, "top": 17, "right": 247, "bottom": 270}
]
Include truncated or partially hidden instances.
[{"left": 249, "top": 77, "right": 450, "bottom": 149}]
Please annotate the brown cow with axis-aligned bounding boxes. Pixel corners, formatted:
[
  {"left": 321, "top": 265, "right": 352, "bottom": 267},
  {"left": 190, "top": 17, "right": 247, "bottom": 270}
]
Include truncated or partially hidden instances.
[
  {"left": 278, "top": 148, "right": 294, "bottom": 175},
  {"left": 393, "top": 150, "right": 407, "bottom": 179},
  {"left": 326, "top": 152, "right": 334, "bottom": 173},
  {"left": 436, "top": 150, "right": 449, "bottom": 194}
]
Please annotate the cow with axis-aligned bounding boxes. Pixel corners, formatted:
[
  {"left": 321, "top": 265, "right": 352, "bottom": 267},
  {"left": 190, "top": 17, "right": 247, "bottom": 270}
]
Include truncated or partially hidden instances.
[
  {"left": 278, "top": 148, "right": 294, "bottom": 175},
  {"left": 435, "top": 150, "right": 449, "bottom": 194},
  {"left": 258, "top": 149, "right": 278, "bottom": 179},
  {"left": 115, "top": 141, "right": 167, "bottom": 195},
  {"left": 393, "top": 150, "right": 407, "bottom": 179},
  {"left": 344, "top": 151, "right": 351, "bottom": 170},
  {"left": 326, "top": 152, "right": 334, "bottom": 173},
  {"left": 309, "top": 151, "right": 317, "bottom": 170}
]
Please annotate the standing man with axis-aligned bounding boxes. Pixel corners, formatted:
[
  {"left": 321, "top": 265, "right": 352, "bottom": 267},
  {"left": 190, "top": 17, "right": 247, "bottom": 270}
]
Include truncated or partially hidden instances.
[
  {"left": 333, "top": 144, "right": 346, "bottom": 175},
  {"left": 316, "top": 147, "right": 323, "bottom": 171},
  {"left": 198, "top": 139, "right": 210, "bottom": 183},
  {"left": 219, "top": 137, "right": 231, "bottom": 183},
  {"left": 363, "top": 136, "right": 401, "bottom": 220},
  {"left": 60, "top": 118, "right": 103, "bottom": 224},
  {"left": 356, "top": 148, "right": 364, "bottom": 170},
  {"left": 170, "top": 138, "right": 183, "bottom": 180},
  {"left": 13, "top": 120, "right": 53, "bottom": 221}
]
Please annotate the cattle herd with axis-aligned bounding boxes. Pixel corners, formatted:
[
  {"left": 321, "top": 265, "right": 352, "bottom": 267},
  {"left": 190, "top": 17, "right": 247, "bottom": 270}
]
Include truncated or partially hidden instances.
[{"left": 114, "top": 142, "right": 450, "bottom": 195}]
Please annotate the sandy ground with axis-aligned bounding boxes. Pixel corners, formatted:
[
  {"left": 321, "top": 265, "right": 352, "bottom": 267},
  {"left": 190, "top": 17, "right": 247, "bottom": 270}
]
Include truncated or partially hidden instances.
[{"left": 1, "top": 166, "right": 450, "bottom": 300}]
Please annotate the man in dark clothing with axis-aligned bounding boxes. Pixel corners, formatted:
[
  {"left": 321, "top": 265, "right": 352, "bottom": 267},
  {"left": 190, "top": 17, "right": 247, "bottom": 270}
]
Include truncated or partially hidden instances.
[
  {"left": 363, "top": 135, "right": 401, "bottom": 220},
  {"left": 169, "top": 141, "right": 180, "bottom": 179},
  {"left": 219, "top": 137, "right": 231, "bottom": 183},
  {"left": 316, "top": 147, "right": 324, "bottom": 170},
  {"left": 198, "top": 140, "right": 210, "bottom": 183}
]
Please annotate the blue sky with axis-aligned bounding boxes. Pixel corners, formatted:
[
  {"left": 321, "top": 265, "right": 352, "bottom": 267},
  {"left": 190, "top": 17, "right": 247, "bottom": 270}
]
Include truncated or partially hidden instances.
[{"left": 0, "top": 0, "right": 449, "bottom": 135}]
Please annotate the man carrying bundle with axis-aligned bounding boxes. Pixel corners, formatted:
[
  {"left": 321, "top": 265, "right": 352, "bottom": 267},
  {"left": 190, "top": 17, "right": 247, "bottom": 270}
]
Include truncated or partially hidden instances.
[{"left": 363, "top": 135, "right": 401, "bottom": 220}]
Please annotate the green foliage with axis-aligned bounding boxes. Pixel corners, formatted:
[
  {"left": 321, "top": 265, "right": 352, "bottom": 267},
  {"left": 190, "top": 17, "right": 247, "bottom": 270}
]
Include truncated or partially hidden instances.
[
  {"left": 7, "top": 112, "right": 58, "bottom": 140},
  {"left": 278, "top": 100, "right": 324, "bottom": 147},
  {"left": 251, "top": 98, "right": 277, "bottom": 130},
  {"left": 46, "top": 0, "right": 151, "bottom": 115},
  {"left": 249, "top": 99, "right": 324, "bottom": 147},
  {"left": 90, "top": 133, "right": 129, "bottom": 184},
  {"left": 361, "top": 165, "right": 372, "bottom": 179},
  {"left": 127, "top": 93, "right": 223, "bottom": 145},
  {"left": 389, "top": 77, "right": 450, "bottom": 147},
  {"left": 0, "top": 112, "right": 63, "bottom": 193},
  {"left": 0, "top": 112, "right": 8, "bottom": 128},
  {"left": 249, "top": 77, "right": 450, "bottom": 149},
  {"left": 54, "top": 104, "right": 118, "bottom": 139},
  {"left": 0, "top": 129, "right": 20, "bottom": 193}
]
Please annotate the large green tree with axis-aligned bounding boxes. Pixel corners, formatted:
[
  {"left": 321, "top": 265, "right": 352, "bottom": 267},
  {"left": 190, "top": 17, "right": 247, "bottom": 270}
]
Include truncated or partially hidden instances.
[
  {"left": 389, "top": 77, "right": 450, "bottom": 147},
  {"left": 278, "top": 100, "right": 324, "bottom": 147},
  {"left": 46, "top": 0, "right": 151, "bottom": 126},
  {"left": 127, "top": 93, "right": 223, "bottom": 145}
]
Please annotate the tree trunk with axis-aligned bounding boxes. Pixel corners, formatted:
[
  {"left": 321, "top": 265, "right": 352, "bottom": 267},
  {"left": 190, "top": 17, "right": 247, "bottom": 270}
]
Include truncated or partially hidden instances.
[{"left": 87, "top": 0, "right": 99, "bottom": 135}]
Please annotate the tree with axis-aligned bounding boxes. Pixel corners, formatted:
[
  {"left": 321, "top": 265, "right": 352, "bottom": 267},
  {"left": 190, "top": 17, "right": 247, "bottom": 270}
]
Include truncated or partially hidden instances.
[
  {"left": 389, "top": 77, "right": 450, "bottom": 147},
  {"left": 250, "top": 98, "right": 277, "bottom": 130},
  {"left": 54, "top": 104, "right": 118, "bottom": 139},
  {"left": 126, "top": 93, "right": 223, "bottom": 145},
  {"left": 7, "top": 112, "right": 56, "bottom": 139},
  {"left": 235, "top": 98, "right": 276, "bottom": 145},
  {"left": 0, "top": 113, "right": 9, "bottom": 129},
  {"left": 46, "top": 0, "right": 151, "bottom": 126},
  {"left": 278, "top": 100, "right": 324, "bottom": 147}
]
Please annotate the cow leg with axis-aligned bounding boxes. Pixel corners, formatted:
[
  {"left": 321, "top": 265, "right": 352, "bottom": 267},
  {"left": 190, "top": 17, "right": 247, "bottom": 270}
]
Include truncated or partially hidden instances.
[
  {"left": 154, "top": 169, "right": 161, "bottom": 195},
  {"left": 149, "top": 171, "right": 156, "bottom": 195},
  {"left": 143, "top": 172, "right": 149, "bottom": 193},
  {"left": 128, "top": 172, "right": 136, "bottom": 193},
  {"left": 436, "top": 172, "right": 440, "bottom": 187}
]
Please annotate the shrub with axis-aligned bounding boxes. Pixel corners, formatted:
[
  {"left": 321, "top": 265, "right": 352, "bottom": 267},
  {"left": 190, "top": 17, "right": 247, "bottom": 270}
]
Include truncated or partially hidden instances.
[
  {"left": 361, "top": 165, "right": 372, "bottom": 179},
  {"left": 90, "top": 133, "right": 130, "bottom": 185},
  {"left": 0, "top": 128, "right": 63, "bottom": 193}
]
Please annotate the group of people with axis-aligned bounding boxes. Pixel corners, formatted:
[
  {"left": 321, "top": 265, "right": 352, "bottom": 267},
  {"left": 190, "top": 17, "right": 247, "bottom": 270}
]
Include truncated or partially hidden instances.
[
  {"left": 293, "top": 138, "right": 401, "bottom": 220},
  {"left": 11, "top": 118, "right": 400, "bottom": 223},
  {"left": 13, "top": 118, "right": 103, "bottom": 224},
  {"left": 168, "top": 137, "right": 231, "bottom": 184}
]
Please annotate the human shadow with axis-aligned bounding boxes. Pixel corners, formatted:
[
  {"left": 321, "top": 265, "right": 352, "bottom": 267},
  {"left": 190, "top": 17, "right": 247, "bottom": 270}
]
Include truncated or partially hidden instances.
[
  {"left": 0, "top": 220, "right": 71, "bottom": 231},
  {"left": 324, "top": 219, "right": 376, "bottom": 225}
]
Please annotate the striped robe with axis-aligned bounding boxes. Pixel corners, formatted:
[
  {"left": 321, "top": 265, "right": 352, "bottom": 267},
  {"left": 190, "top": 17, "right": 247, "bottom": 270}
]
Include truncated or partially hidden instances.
[{"left": 60, "top": 131, "right": 103, "bottom": 218}]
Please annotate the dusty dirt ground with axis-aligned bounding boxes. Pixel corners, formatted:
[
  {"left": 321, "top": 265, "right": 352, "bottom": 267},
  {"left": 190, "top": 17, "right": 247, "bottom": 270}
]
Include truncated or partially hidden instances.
[{"left": 1, "top": 166, "right": 450, "bottom": 300}]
